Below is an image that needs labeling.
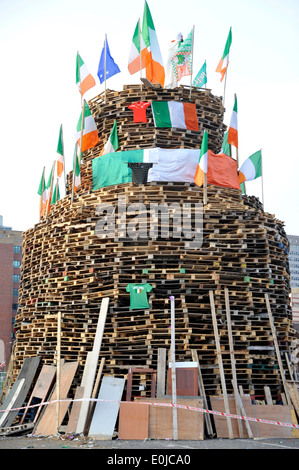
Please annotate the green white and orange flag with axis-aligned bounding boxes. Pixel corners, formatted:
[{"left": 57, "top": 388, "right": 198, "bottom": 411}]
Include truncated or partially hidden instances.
[
  {"left": 76, "top": 52, "right": 96, "bottom": 96},
  {"left": 238, "top": 150, "right": 262, "bottom": 184},
  {"left": 128, "top": 18, "right": 148, "bottom": 75},
  {"left": 76, "top": 101, "right": 99, "bottom": 152},
  {"left": 227, "top": 95, "right": 238, "bottom": 148},
  {"left": 56, "top": 124, "right": 64, "bottom": 178},
  {"left": 73, "top": 144, "right": 81, "bottom": 194},
  {"left": 142, "top": 1, "right": 165, "bottom": 86},
  {"left": 100, "top": 120, "right": 119, "bottom": 156},
  {"left": 194, "top": 130, "right": 208, "bottom": 187},
  {"left": 216, "top": 27, "right": 232, "bottom": 82},
  {"left": 37, "top": 168, "right": 47, "bottom": 218}
]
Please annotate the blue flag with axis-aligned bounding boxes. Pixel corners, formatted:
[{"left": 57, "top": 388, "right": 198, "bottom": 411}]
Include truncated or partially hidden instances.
[
  {"left": 192, "top": 61, "right": 207, "bottom": 88},
  {"left": 97, "top": 36, "right": 120, "bottom": 84}
]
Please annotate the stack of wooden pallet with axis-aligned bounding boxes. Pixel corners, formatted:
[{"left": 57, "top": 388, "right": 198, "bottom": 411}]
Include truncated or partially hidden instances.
[{"left": 13, "top": 180, "right": 295, "bottom": 401}]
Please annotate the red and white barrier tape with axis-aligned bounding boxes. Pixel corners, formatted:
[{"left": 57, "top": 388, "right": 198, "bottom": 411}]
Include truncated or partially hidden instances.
[{"left": 1, "top": 397, "right": 299, "bottom": 430}]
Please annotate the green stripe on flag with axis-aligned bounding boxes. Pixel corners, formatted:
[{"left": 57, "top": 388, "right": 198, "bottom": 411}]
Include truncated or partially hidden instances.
[
  {"left": 92, "top": 150, "right": 145, "bottom": 189},
  {"left": 142, "top": 0, "right": 155, "bottom": 47},
  {"left": 222, "top": 27, "right": 232, "bottom": 59},
  {"left": 132, "top": 20, "right": 141, "bottom": 52},
  {"left": 249, "top": 150, "right": 262, "bottom": 178},
  {"left": 57, "top": 125, "right": 64, "bottom": 156},
  {"left": 151, "top": 101, "right": 171, "bottom": 127}
]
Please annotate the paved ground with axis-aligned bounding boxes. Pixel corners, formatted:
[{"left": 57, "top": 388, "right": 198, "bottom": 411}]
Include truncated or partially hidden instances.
[{"left": 1, "top": 434, "right": 299, "bottom": 450}]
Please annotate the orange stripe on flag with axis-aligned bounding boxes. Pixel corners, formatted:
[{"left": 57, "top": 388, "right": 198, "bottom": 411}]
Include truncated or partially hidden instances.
[
  {"left": 57, "top": 161, "right": 63, "bottom": 178},
  {"left": 194, "top": 163, "right": 205, "bottom": 187},
  {"left": 128, "top": 49, "right": 148, "bottom": 75},
  {"left": 238, "top": 171, "right": 246, "bottom": 184},
  {"left": 182, "top": 102, "right": 199, "bottom": 132},
  {"left": 145, "top": 51, "right": 165, "bottom": 87},
  {"left": 80, "top": 75, "right": 96, "bottom": 96},
  {"left": 78, "top": 130, "right": 99, "bottom": 153},
  {"left": 228, "top": 127, "right": 238, "bottom": 148}
]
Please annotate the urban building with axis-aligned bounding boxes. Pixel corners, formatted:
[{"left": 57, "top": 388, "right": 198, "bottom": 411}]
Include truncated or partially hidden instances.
[
  {"left": 0, "top": 216, "right": 22, "bottom": 368},
  {"left": 288, "top": 235, "right": 299, "bottom": 289}
]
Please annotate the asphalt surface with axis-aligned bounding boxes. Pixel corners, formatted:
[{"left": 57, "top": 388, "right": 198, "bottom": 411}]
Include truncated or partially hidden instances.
[{"left": 1, "top": 434, "right": 299, "bottom": 450}]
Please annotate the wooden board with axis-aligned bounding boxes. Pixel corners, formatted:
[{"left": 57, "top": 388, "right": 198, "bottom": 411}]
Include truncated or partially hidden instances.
[
  {"left": 118, "top": 402, "right": 149, "bottom": 440},
  {"left": 168, "top": 363, "right": 199, "bottom": 396},
  {"left": 0, "top": 356, "right": 40, "bottom": 428},
  {"left": 65, "top": 386, "right": 85, "bottom": 434},
  {"left": 136, "top": 397, "right": 204, "bottom": 440},
  {"left": 210, "top": 396, "right": 295, "bottom": 438},
  {"left": 34, "top": 361, "right": 78, "bottom": 436},
  {"left": 20, "top": 364, "right": 56, "bottom": 424},
  {"left": 88, "top": 376, "right": 125, "bottom": 439}
]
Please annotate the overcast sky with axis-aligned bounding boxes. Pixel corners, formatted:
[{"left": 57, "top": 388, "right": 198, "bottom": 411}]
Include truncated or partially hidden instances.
[{"left": 1, "top": 0, "right": 298, "bottom": 235}]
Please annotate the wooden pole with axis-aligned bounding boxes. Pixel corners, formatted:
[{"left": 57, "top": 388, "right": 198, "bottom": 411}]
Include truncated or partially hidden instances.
[
  {"left": 55, "top": 311, "right": 62, "bottom": 435},
  {"left": 189, "top": 25, "right": 195, "bottom": 101},
  {"left": 60, "top": 124, "right": 67, "bottom": 193},
  {"left": 191, "top": 349, "right": 214, "bottom": 436},
  {"left": 209, "top": 290, "right": 234, "bottom": 439},
  {"left": 71, "top": 143, "right": 77, "bottom": 204},
  {"left": 203, "top": 173, "right": 207, "bottom": 205},
  {"left": 260, "top": 148, "right": 265, "bottom": 209},
  {"left": 104, "top": 34, "right": 107, "bottom": 102},
  {"left": 170, "top": 295, "right": 178, "bottom": 440},
  {"left": 265, "top": 294, "right": 292, "bottom": 406},
  {"left": 46, "top": 161, "right": 56, "bottom": 217},
  {"left": 39, "top": 166, "right": 45, "bottom": 221},
  {"left": 138, "top": 18, "right": 142, "bottom": 84}
]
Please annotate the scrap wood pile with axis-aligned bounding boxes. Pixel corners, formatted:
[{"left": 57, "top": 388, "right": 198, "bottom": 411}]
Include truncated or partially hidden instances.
[
  {"left": 3, "top": 83, "right": 298, "bottom": 440},
  {"left": 12, "top": 181, "right": 295, "bottom": 402},
  {"left": 67, "top": 84, "right": 226, "bottom": 195}
]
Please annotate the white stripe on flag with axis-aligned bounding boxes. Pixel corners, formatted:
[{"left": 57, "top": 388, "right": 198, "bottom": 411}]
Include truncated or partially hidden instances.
[
  {"left": 239, "top": 158, "right": 256, "bottom": 181},
  {"left": 168, "top": 102, "right": 186, "bottom": 129}
]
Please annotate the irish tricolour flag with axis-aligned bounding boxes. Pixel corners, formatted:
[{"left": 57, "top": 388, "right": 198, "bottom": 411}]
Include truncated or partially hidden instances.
[
  {"left": 76, "top": 101, "right": 99, "bottom": 152},
  {"left": 151, "top": 101, "right": 199, "bottom": 131},
  {"left": 76, "top": 52, "right": 96, "bottom": 96},
  {"left": 238, "top": 150, "right": 262, "bottom": 184},
  {"left": 216, "top": 27, "right": 232, "bottom": 82},
  {"left": 194, "top": 130, "right": 208, "bottom": 187},
  {"left": 100, "top": 120, "right": 119, "bottom": 156},
  {"left": 142, "top": 1, "right": 165, "bottom": 86},
  {"left": 128, "top": 19, "right": 148, "bottom": 76},
  {"left": 227, "top": 95, "right": 238, "bottom": 148},
  {"left": 56, "top": 124, "right": 64, "bottom": 178}
]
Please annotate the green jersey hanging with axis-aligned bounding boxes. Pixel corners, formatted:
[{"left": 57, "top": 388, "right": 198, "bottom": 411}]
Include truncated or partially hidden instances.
[{"left": 126, "top": 283, "right": 153, "bottom": 309}]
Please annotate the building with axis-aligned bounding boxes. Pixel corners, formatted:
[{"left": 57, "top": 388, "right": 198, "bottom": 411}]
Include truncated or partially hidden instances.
[
  {"left": 288, "top": 235, "right": 299, "bottom": 289},
  {"left": 0, "top": 216, "right": 22, "bottom": 368}
]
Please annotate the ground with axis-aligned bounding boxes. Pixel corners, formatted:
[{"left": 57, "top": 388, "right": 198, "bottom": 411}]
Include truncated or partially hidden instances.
[{"left": 1, "top": 435, "right": 299, "bottom": 450}]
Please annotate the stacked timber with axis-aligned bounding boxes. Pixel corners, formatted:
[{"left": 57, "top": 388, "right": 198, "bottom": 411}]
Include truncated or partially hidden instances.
[
  {"left": 11, "top": 84, "right": 295, "bottom": 403},
  {"left": 14, "top": 180, "right": 294, "bottom": 400}
]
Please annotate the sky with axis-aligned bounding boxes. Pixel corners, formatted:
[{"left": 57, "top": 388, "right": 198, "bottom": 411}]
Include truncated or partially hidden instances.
[{"left": 0, "top": 0, "right": 299, "bottom": 235}]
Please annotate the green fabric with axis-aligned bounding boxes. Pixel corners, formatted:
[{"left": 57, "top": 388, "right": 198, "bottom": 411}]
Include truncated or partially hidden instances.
[
  {"left": 126, "top": 283, "right": 153, "bottom": 309},
  {"left": 51, "top": 182, "right": 60, "bottom": 204},
  {"left": 192, "top": 61, "right": 207, "bottom": 88},
  {"left": 37, "top": 169, "right": 45, "bottom": 196},
  {"left": 222, "top": 27, "right": 232, "bottom": 60},
  {"left": 57, "top": 124, "right": 64, "bottom": 156},
  {"left": 151, "top": 101, "right": 171, "bottom": 127},
  {"left": 92, "top": 149, "right": 144, "bottom": 189},
  {"left": 110, "top": 120, "right": 119, "bottom": 151},
  {"left": 76, "top": 52, "right": 84, "bottom": 84},
  {"left": 249, "top": 150, "right": 262, "bottom": 178},
  {"left": 132, "top": 19, "right": 141, "bottom": 52},
  {"left": 142, "top": 0, "right": 155, "bottom": 47},
  {"left": 221, "top": 131, "right": 231, "bottom": 156}
]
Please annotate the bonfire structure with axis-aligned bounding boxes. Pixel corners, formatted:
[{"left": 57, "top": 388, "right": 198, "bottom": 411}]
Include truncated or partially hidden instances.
[{"left": 11, "top": 83, "right": 295, "bottom": 411}]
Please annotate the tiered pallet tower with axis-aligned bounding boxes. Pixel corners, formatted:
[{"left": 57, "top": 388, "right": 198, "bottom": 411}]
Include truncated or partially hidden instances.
[{"left": 13, "top": 84, "right": 294, "bottom": 401}]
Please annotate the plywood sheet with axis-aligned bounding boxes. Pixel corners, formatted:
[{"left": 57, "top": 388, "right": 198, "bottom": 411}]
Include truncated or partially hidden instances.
[
  {"left": 168, "top": 366, "right": 198, "bottom": 396},
  {"left": 118, "top": 402, "right": 149, "bottom": 440},
  {"left": 0, "top": 356, "right": 40, "bottom": 428},
  {"left": 210, "top": 396, "right": 294, "bottom": 439},
  {"left": 136, "top": 397, "right": 204, "bottom": 440},
  {"left": 88, "top": 376, "right": 125, "bottom": 439},
  {"left": 65, "top": 386, "right": 85, "bottom": 434},
  {"left": 34, "top": 361, "right": 78, "bottom": 436}
]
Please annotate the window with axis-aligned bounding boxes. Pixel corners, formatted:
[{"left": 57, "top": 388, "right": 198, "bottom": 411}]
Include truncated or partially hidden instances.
[
  {"left": 14, "top": 246, "right": 21, "bottom": 253},
  {"left": 12, "top": 303, "right": 18, "bottom": 311},
  {"left": 13, "top": 260, "right": 21, "bottom": 268},
  {"left": 13, "top": 288, "right": 19, "bottom": 297},
  {"left": 13, "top": 274, "right": 20, "bottom": 282}
]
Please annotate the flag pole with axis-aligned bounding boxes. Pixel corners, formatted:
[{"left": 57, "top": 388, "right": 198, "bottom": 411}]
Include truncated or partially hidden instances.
[
  {"left": 71, "top": 143, "right": 77, "bottom": 204},
  {"left": 46, "top": 161, "right": 56, "bottom": 217},
  {"left": 138, "top": 18, "right": 142, "bottom": 85},
  {"left": 39, "top": 166, "right": 45, "bottom": 221},
  {"left": 104, "top": 34, "right": 107, "bottom": 102},
  {"left": 189, "top": 25, "right": 195, "bottom": 101},
  {"left": 60, "top": 124, "right": 67, "bottom": 194},
  {"left": 234, "top": 93, "right": 239, "bottom": 168},
  {"left": 261, "top": 154, "right": 265, "bottom": 208}
]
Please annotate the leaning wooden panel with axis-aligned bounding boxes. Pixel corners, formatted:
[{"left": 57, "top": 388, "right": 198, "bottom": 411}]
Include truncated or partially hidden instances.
[
  {"left": 118, "top": 402, "right": 149, "bottom": 440},
  {"left": 210, "top": 396, "right": 294, "bottom": 438},
  {"left": 34, "top": 361, "right": 78, "bottom": 436},
  {"left": 136, "top": 397, "right": 204, "bottom": 440}
]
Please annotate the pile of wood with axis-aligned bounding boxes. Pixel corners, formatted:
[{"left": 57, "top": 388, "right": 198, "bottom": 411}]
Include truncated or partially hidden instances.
[{"left": 13, "top": 181, "right": 295, "bottom": 402}]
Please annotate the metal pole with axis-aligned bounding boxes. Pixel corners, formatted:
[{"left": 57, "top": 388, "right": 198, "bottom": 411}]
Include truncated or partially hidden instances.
[{"left": 170, "top": 295, "right": 178, "bottom": 440}]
